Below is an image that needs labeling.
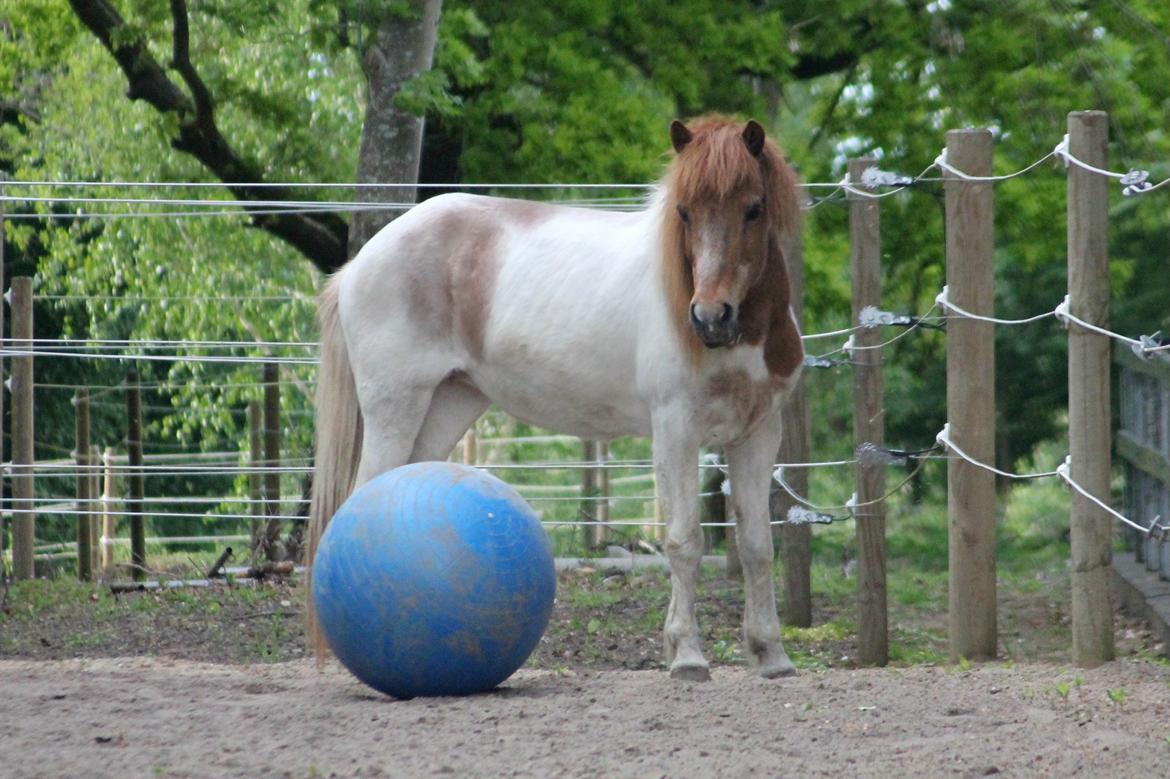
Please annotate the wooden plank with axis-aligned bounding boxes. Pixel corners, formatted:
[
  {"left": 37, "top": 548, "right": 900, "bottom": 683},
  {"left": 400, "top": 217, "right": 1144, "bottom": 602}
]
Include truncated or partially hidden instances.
[
  {"left": 1115, "top": 341, "right": 1170, "bottom": 382},
  {"left": 125, "top": 370, "right": 147, "bottom": 581},
  {"left": 10, "top": 277, "right": 34, "bottom": 579},
  {"left": 848, "top": 158, "right": 888, "bottom": 666},
  {"left": 1117, "top": 431, "right": 1170, "bottom": 485},
  {"left": 944, "top": 129, "right": 998, "bottom": 662},
  {"left": 0, "top": 175, "right": 5, "bottom": 570},
  {"left": 1067, "top": 110, "right": 1115, "bottom": 666},
  {"left": 101, "top": 447, "right": 116, "bottom": 571},
  {"left": 262, "top": 362, "right": 282, "bottom": 560},
  {"left": 248, "top": 400, "right": 263, "bottom": 554},
  {"left": 75, "top": 389, "right": 93, "bottom": 581}
]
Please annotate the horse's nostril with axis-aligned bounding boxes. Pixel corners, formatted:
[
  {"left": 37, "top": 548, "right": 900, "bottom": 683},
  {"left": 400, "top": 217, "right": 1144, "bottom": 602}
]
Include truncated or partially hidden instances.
[
  {"left": 690, "top": 303, "right": 702, "bottom": 326},
  {"left": 718, "top": 303, "right": 733, "bottom": 324}
]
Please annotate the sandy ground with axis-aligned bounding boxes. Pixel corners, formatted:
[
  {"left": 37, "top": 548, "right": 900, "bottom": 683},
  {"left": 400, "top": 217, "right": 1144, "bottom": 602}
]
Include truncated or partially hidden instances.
[{"left": 3, "top": 657, "right": 1169, "bottom": 778}]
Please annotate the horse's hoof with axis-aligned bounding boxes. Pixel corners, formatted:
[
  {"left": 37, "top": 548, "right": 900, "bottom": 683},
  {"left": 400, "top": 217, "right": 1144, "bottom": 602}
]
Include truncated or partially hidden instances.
[
  {"left": 757, "top": 660, "right": 797, "bottom": 679},
  {"left": 670, "top": 663, "right": 712, "bottom": 683}
]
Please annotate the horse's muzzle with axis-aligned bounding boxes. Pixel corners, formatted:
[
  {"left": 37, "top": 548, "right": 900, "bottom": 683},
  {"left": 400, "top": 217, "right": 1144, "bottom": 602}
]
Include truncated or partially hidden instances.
[{"left": 690, "top": 302, "right": 738, "bottom": 348}]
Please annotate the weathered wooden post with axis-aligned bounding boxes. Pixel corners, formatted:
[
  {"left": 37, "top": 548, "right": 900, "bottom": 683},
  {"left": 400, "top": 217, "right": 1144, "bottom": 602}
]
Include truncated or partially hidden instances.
[
  {"left": 125, "top": 370, "right": 147, "bottom": 580},
  {"left": 89, "top": 444, "right": 101, "bottom": 573},
  {"left": 596, "top": 442, "right": 611, "bottom": 545},
  {"left": 74, "top": 389, "right": 93, "bottom": 581},
  {"left": 0, "top": 175, "right": 5, "bottom": 569},
  {"left": 944, "top": 129, "right": 998, "bottom": 662},
  {"left": 101, "top": 447, "right": 116, "bottom": 571},
  {"left": 262, "top": 362, "right": 283, "bottom": 560},
  {"left": 462, "top": 424, "right": 478, "bottom": 465},
  {"left": 581, "top": 439, "right": 599, "bottom": 549},
  {"left": 580, "top": 440, "right": 610, "bottom": 549},
  {"left": 1066, "top": 110, "right": 1114, "bottom": 666},
  {"left": 776, "top": 229, "right": 812, "bottom": 627},
  {"left": 725, "top": 488, "right": 743, "bottom": 581},
  {"left": 849, "top": 158, "right": 888, "bottom": 665},
  {"left": 248, "top": 399, "right": 264, "bottom": 552},
  {"left": 11, "top": 276, "right": 34, "bottom": 579}
]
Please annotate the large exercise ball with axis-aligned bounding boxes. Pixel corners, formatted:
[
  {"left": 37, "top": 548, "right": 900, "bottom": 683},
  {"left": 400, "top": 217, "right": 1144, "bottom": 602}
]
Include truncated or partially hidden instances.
[{"left": 311, "top": 461, "right": 556, "bottom": 698}]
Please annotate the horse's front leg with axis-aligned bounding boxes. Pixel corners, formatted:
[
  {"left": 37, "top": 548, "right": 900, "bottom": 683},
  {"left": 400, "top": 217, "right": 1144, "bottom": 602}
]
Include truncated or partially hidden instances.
[
  {"left": 652, "top": 413, "right": 709, "bottom": 681},
  {"left": 725, "top": 408, "right": 796, "bottom": 678}
]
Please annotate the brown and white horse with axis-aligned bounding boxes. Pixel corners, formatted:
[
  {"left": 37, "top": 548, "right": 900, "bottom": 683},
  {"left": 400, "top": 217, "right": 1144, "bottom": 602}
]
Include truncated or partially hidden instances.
[{"left": 308, "top": 116, "right": 804, "bottom": 681}]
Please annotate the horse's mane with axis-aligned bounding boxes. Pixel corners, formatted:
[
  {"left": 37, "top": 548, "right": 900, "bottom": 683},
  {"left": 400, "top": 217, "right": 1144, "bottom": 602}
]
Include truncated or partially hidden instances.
[{"left": 659, "top": 116, "right": 802, "bottom": 363}]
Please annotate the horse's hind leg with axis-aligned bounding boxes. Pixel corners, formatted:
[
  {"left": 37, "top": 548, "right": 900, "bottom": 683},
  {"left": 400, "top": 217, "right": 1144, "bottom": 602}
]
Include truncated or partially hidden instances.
[
  {"left": 725, "top": 409, "right": 795, "bottom": 678},
  {"left": 409, "top": 375, "right": 490, "bottom": 462},
  {"left": 354, "top": 371, "right": 490, "bottom": 486},
  {"left": 353, "top": 380, "right": 435, "bottom": 487}
]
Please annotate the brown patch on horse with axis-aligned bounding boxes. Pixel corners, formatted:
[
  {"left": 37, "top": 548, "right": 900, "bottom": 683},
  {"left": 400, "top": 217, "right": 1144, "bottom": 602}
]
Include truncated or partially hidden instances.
[
  {"left": 436, "top": 208, "right": 501, "bottom": 361},
  {"left": 659, "top": 116, "right": 802, "bottom": 365},
  {"left": 738, "top": 235, "right": 804, "bottom": 381}
]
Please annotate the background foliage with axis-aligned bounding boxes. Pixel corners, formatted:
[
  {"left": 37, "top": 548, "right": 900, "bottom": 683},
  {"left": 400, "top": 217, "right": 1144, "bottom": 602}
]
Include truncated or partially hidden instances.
[{"left": 1, "top": 1, "right": 1168, "bottom": 554}]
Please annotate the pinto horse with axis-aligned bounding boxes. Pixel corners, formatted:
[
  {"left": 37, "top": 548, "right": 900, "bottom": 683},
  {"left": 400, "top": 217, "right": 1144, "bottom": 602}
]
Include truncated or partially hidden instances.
[{"left": 307, "top": 116, "right": 804, "bottom": 681}]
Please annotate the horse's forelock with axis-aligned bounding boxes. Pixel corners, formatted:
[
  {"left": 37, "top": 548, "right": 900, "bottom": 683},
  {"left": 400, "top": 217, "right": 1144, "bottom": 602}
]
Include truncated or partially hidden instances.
[{"left": 663, "top": 117, "right": 801, "bottom": 235}]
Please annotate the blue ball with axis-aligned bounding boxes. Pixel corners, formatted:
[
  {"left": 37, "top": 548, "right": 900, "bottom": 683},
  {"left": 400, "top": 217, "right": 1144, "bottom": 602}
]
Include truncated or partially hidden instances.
[{"left": 311, "top": 461, "right": 556, "bottom": 698}]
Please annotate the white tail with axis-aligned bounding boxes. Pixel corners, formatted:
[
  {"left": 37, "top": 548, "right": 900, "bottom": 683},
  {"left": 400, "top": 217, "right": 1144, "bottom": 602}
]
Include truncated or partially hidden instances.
[{"left": 305, "top": 274, "right": 363, "bottom": 660}]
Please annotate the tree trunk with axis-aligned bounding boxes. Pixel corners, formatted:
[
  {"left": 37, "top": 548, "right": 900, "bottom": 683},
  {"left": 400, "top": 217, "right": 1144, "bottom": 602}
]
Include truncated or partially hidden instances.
[{"left": 348, "top": 0, "right": 444, "bottom": 259}]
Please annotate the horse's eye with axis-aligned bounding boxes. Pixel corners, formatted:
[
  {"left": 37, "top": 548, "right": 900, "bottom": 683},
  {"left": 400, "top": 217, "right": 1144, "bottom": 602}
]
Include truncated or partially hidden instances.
[
  {"left": 744, "top": 202, "right": 763, "bottom": 222},
  {"left": 676, "top": 205, "right": 690, "bottom": 225}
]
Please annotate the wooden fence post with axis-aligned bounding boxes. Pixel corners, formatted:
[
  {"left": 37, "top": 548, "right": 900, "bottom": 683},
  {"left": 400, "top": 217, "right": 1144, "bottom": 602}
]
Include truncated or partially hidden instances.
[
  {"left": 1066, "top": 110, "right": 1114, "bottom": 666},
  {"left": 74, "top": 389, "right": 93, "bottom": 581},
  {"left": 262, "top": 362, "right": 282, "bottom": 560},
  {"left": 89, "top": 444, "right": 101, "bottom": 574},
  {"left": 462, "top": 425, "right": 478, "bottom": 465},
  {"left": 581, "top": 439, "right": 611, "bottom": 550},
  {"left": 776, "top": 229, "right": 812, "bottom": 627},
  {"left": 0, "top": 174, "right": 5, "bottom": 571},
  {"left": 248, "top": 400, "right": 264, "bottom": 553},
  {"left": 849, "top": 158, "right": 888, "bottom": 665},
  {"left": 725, "top": 480, "right": 743, "bottom": 581},
  {"left": 596, "top": 442, "right": 610, "bottom": 546},
  {"left": 11, "top": 276, "right": 34, "bottom": 579},
  {"left": 125, "top": 369, "right": 147, "bottom": 581},
  {"left": 581, "top": 439, "right": 599, "bottom": 549},
  {"left": 944, "top": 128, "right": 998, "bottom": 662},
  {"left": 101, "top": 447, "right": 116, "bottom": 571}
]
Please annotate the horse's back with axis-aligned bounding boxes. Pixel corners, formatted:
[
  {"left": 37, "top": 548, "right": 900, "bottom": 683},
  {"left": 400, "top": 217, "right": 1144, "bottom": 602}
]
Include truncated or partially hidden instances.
[{"left": 336, "top": 194, "right": 664, "bottom": 437}]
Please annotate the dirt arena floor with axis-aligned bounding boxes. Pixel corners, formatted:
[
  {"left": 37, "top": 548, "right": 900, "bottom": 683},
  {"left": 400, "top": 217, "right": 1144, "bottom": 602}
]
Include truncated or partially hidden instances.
[{"left": 4, "top": 655, "right": 1169, "bottom": 778}]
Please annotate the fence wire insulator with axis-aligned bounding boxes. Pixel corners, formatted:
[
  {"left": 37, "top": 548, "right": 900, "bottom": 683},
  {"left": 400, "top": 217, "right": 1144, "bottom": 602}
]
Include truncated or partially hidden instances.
[
  {"left": 856, "top": 443, "right": 906, "bottom": 467},
  {"left": 803, "top": 354, "right": 843, "bottom": 369},
  {"left": 1120, "top": 169, "right": 1152, "bottom": 197},
  {"left": 859, "top": 306, "right": 909, "bottom": 329},
  {"left": 859, "top": 168, "right": 914, "bottom": 188},
  {"left": 786, "top": 506, "right": 835, "bottom": 526},
  {"left": 1054, "top": 295, "right": 1071, "bottom": 328},
  {"left": 1146, "top": 514, "right": 1167, "bottom": 541},
  {"left": 858, "top": 306, "right": 943, "bottom": 333},
  {"left": 1134, "top": 332, "right": 1165, "bottom": 361}
]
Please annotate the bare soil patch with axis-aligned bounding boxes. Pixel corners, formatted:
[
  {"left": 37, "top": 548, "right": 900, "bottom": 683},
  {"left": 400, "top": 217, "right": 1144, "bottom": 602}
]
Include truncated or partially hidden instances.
[{"left": 2, "top": 568, "right": 1168, "bottom": 777}]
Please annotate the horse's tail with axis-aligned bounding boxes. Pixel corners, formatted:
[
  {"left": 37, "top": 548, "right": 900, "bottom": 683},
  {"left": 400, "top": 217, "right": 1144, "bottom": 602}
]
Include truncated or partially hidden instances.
[{"left": 305, "top": 273, "right": 363, "bottom": 662}]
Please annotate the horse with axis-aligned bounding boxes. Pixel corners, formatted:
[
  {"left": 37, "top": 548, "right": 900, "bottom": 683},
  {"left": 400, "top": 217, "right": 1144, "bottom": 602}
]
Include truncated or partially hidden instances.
[{"left": 307, "top": 115, "right": 804, "bottom": 682}]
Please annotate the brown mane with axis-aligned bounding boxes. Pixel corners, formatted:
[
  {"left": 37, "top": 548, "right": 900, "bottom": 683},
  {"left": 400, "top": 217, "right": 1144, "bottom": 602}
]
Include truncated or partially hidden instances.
[{"left": 659, "top": 116, "right": 803, "bottom": 370}]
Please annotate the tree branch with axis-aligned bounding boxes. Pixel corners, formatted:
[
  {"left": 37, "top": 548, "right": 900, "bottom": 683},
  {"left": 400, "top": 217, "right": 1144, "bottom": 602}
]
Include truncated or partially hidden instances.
[
  {"left": 67, "top": 0, "right": 349, "bottom": 273},
  {"left": 168, "top": 0, "right": 214, "bottom": 123}
]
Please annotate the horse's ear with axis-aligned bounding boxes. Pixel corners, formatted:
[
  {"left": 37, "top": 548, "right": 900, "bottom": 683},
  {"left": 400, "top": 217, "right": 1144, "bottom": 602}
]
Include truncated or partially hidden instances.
[
  {"left": 670, "top": 120, "right": 692, "bottom": 153},
  {"left": 742, "top": 120, "right": 766, "bottom": 157}
]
